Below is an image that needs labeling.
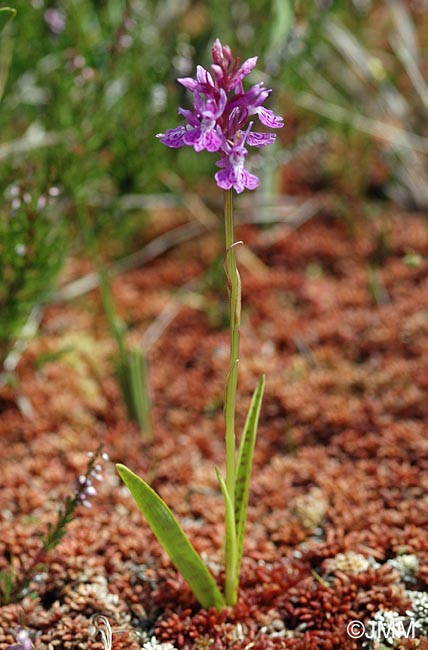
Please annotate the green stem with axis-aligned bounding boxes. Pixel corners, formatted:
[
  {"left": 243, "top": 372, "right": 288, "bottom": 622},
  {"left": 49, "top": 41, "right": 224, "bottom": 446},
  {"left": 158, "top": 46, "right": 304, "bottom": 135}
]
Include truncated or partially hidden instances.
[
  {"left": 224, "top": 189, "right": 241, "bottom": 502},
  {"left": 223, "top": 189, "right": 241, "bottom": 606}
]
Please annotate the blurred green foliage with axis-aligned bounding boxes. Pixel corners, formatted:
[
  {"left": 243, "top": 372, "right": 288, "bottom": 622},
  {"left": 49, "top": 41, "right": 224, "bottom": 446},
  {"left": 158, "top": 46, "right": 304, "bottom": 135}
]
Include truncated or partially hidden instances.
[
  {"left": 4, "top": 0, "right": 378, "bottom": 363},
  {"left": 0, "top": 0, "right": 302, "bottom": 362},
  {"left": 0, "top": 179, "right": 64, "bottom": 364},
  {"left": 99, "top": 270, "right": 153, "bottom": 439},
  {"left": 2, "top": 0, "right": 333, "bottom": 220},
  {"left": 289, "top": 1, "right": 428, "bottom": 208}
]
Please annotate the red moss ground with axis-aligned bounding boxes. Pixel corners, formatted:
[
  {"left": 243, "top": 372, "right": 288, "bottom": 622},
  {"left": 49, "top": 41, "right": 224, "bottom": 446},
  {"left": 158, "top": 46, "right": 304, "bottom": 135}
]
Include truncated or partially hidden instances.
[{"left": 1, "top": 203, "right": 428, "bottom": 649}]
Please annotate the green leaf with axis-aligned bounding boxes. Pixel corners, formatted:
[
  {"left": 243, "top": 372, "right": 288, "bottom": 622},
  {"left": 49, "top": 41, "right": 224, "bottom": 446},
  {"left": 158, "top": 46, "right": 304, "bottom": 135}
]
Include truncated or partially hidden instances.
[
  {"left": 0, "top": 8, "right": 16, "bottom": 34},
  {"left": 116, "top": 464, "right": 225, "bottom": 611},
  {"left": 234, "top": 375, "right": 265, "bottom": 574},
  {"left": 215, "top": 468, "right": 237, "bottom": 606}
]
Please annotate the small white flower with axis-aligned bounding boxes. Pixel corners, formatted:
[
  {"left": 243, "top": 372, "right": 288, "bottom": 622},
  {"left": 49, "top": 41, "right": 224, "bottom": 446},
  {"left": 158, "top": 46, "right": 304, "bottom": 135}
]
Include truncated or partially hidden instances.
[
  {"left": 8, "top": 185, "right": 20, "bottom": 198},
  {"left": 73, "top": 55, "right": 86, "bottom": 68},
  {"left": 15, "top": 244, "right": 27, "bottom": 256}
]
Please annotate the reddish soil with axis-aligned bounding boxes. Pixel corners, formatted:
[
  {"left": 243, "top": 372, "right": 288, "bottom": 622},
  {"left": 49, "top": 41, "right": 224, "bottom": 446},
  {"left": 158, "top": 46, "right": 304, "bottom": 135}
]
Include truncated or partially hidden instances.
[{"left": 1, "top": 204, "right": 428, "bottom": 649}]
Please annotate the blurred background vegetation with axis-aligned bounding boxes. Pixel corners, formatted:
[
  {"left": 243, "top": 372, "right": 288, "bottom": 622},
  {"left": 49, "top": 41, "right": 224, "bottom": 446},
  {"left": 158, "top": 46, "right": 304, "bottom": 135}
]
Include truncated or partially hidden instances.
[{"left": 1, "top": 0, "right": 428, "bottom": 365}]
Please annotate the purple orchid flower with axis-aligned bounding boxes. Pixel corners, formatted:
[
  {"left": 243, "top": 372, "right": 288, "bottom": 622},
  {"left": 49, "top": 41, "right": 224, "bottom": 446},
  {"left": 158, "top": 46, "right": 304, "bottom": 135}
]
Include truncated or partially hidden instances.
[
  {"left": 157, "top": 124, "right": 188, "bottom": 149},
  {"left": 215, "top": 124, "right": 260, "bottom": 194},
  {"left": 252, "top": 106, "right": 284, "bottom": 129},
  {"left": 215, "top": 144, "right": 258, "bottom": 194},
  {"left": 157, "top": 88, "right": 226, "bottom": 153},
  {"left": 157, "top": 38, "right": 283, "bottom": 194},
  {"left": 182, "top": 89, "right": 227, "bottom": 152}
]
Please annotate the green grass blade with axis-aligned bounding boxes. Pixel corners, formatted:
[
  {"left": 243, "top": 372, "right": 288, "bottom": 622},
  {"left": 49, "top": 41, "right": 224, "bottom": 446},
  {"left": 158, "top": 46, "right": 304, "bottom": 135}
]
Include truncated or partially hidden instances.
[
  {"left": 0, "top": 7, "right": 15, "bottom": 103},
  {"left": 98, "top": 271, "right": 126, "bottom": 358},
  {"left": 234, "top": 375, "right": 265, "bottom": 574},
  {"left": 267, "top": 0, "right": 294, "bottom": 64},
  {"left": 215, "top": 468, "right": 237, "bottom": 606},
  {"left": 116, "top": 464, "right": 225, "bottom": 611},
  {"left": 130, "top": 347, "right": 153, "bottom": 440}
]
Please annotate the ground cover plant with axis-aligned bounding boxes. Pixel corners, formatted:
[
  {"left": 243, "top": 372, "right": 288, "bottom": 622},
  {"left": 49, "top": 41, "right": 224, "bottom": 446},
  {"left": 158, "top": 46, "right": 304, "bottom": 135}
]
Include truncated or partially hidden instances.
[
  {"left": 1, "top": 2, "right": 428, "bottom": 649},
  {"left": 1, "top": 205, "right": 428, "bottom": 650}
]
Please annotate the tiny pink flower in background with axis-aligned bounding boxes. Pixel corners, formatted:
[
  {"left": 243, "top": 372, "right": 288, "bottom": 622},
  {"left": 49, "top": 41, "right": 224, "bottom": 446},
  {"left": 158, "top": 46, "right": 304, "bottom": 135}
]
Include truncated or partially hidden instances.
[
  {"left": 157, "top": 38, "right": 283, "bottom": 194},
  {"left": 7, "top": 628, "right": 33, "bottom": 650},
  {"left": 44, "top": 8, "right": 66, "bottom": 35}
]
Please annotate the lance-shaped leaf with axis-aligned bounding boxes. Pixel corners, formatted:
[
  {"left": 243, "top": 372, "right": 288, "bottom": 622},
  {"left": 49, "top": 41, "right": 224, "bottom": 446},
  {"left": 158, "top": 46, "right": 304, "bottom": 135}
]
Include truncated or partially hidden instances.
[
  {"left": 215, "top": 468, "right": 237, "bottom": 606},
  {"left": 0, "top": 7, "right": 16, "bottom": 34},
  {"left": 234, "top": 375, "right": 265, "bottom": 573},
  {"left": 0, "top": 7, "right": 15, "bottom": 103},
  {"left": 116, "top": 464, "right": 225, "bottom": 611}
]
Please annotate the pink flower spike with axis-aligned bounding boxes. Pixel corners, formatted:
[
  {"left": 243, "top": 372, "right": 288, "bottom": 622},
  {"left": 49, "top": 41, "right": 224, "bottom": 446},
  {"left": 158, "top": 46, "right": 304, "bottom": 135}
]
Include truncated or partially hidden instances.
[{"left": 157, "top": 38, "right": 283, "bottom": 193}]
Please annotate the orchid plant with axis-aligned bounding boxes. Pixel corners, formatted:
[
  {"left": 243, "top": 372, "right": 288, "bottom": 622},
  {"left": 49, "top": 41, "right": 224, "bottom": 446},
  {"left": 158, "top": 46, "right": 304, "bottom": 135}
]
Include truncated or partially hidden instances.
[{"left": 117, "top": 39, "right": 283, "bottom": 610}]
